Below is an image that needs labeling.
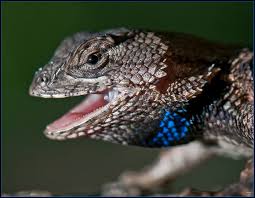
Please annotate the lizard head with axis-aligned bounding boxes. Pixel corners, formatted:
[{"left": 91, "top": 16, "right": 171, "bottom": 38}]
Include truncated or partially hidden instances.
[
  {"left": 29, "top": 28, "right": 226, "bottom": 147},
  {"left": 29, "top": 28, "right": 171, "bottom": 146}
]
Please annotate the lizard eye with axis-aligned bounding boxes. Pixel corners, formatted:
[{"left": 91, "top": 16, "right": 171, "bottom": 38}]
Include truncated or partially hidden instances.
[
  {"left": 67, "top": 48, "right": 108, "bottom": 78},
  {"left": 87, "top": 53, "right": 100, "bottom": 65}
]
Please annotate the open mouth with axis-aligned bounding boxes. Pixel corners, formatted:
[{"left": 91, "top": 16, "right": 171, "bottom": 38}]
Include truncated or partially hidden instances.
[{"left": 44, "top": 88, "right": 121, "bottom": 140}]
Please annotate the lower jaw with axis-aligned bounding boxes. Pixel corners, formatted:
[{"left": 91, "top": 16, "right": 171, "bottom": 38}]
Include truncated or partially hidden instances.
[
  {"left": 44, "top": 102, "right": 111, "bottom": 140},
  {"left": 44, "top": 89, "right": 124, "bottom": 140}
]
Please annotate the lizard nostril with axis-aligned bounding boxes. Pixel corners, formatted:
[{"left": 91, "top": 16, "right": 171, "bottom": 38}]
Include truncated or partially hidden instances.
[
  {"left": 37, "top": 74, "right": 50, "bottom": 85},
  {"left": 41, "top": 76, "right": 48, "bottom": 82}
]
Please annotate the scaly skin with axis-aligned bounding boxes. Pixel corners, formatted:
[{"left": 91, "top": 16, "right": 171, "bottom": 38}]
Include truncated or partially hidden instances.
[
  {"left": 29, "top": 28, "right": 253, "bottom": 195},
  {"left": 29, "top": 28, "right": 253, "bottom": 151}
]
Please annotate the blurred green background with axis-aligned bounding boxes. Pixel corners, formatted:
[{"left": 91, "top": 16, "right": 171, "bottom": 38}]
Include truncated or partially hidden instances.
[{"left": 2, "top": 2, "right": 253, "bottom": 195}]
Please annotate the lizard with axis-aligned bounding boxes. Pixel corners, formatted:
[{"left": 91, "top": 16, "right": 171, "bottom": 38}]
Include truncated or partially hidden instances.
[{"left": 29, "top": 28, "right": 253, "bottom": 196}]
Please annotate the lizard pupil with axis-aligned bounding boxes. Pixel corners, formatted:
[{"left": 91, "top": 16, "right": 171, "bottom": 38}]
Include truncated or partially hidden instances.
[{"left": 87, "top": 54, "right": 99, "bottom": 65}]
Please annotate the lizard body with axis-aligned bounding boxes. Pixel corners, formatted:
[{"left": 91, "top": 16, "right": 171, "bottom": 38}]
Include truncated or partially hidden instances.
[{"left": 29, "top": 28, "right": 253, "bottom": 195}]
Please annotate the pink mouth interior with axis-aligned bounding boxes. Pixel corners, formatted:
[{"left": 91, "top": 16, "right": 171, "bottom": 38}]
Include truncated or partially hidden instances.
[{"left": 47, "top": 94, "right": 107, "bottom": 131}]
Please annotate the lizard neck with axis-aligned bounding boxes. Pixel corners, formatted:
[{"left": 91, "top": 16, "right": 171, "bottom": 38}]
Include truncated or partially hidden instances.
[
  {"left": 156, "top": 49, "right": 253, "bottom": 149},
  {"left": 187, "top": 74, "right": 253, "bottom": 148},
  {"left": 200, "top": 50, "right": 254, "bottom": 148}
]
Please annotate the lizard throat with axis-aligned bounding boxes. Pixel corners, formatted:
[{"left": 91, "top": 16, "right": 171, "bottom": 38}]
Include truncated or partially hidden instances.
[{"left": 45, "top": 89, "right": 120, "bottom": 139}]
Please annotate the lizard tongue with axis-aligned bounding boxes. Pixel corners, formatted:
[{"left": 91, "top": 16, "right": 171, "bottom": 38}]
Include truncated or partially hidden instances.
[{"left": 47, "top": 94, "right": 107, "bottom": 131}]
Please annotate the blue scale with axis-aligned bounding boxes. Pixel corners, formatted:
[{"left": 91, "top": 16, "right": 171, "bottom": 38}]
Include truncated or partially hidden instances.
[{"left": 150, "top": 108, "right": 192, "bottom": 146}]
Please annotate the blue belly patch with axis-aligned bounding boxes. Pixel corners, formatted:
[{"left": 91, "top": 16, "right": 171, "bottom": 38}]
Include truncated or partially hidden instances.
[{"left": 150, "top": 108, "right": 191, "bottom": 146}]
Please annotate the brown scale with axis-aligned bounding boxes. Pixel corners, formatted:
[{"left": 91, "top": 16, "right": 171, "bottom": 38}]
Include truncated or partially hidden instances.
[{"left": 154, "top": 32, "right": 241, "bottom": 95}]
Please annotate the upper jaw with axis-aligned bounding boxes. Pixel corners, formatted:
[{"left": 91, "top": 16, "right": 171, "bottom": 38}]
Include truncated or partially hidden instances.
[
  {"left": 29, "top": 82, "right": 108, "bottom": 98},
  {"left": 29, "top": 88, "right": 103, "bottom": 98},
  {"left": 29, "top": 73, "right": 110, "bottom": 98}
]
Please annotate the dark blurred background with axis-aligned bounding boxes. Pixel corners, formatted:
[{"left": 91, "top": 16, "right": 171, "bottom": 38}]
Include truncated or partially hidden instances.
[{"left": 2, "top": 2, "right": 253, "bottom": 195}]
